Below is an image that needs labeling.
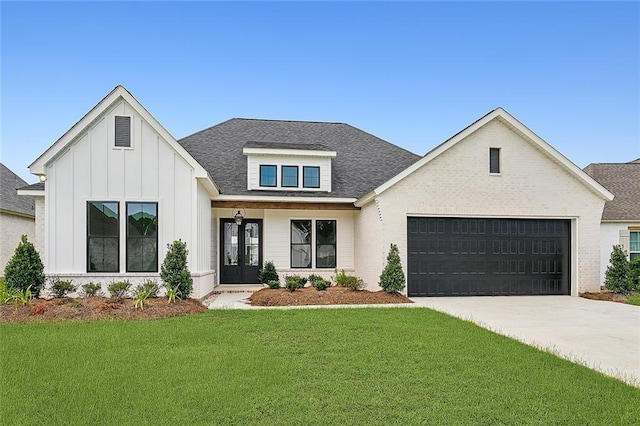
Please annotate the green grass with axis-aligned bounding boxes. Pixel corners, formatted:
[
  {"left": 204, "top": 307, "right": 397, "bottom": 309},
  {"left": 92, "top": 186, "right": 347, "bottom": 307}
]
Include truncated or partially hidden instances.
[
  {"left": 627, "top": 294, "right": 640, "bottom": 306},
  {"left": 2, "top": 309, "right": 639, "bottom": 424}
]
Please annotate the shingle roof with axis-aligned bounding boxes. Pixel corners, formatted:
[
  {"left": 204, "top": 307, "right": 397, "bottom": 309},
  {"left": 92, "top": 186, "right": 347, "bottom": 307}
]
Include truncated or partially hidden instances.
[
  {"left": 0, "top": 163, "right": 35, "bottom": 217},
  {"left": 583, "top": 161, "right": 640, "bottom": 220},
  {"left": 178, "top": 118, "right": 421, "bottom": 198}
]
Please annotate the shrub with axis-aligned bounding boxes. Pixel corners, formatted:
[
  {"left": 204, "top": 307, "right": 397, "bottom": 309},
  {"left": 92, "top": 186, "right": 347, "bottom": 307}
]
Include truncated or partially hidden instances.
[
  {"left": 333, "top": 269, "right": 349, "bottom": 287},
  {"left": 311, "top": 278, "right": 330, "bottom": 291},
  {"left": 629, "top": 257, "right": 640, "bottom": 291},
  {"left": 49, "top": 277, "right": 77, "bottom": 298},
  {"left": 285, "top": 275, "right": 307, "bottom": 292},
  {"left": 379, "top": 243, "right": 406, "bottom": 293},
  {"left": 343, "top": 276, "right": 365, "bottom": 291},
  {"left": 267, "top": 280, "right": 281, "bottom": 289},
  {"left": 3, "top": 235, "right": 45, "bottom": 296},
  {"left": 81, "top": 282, "right": 103, "bottom": 297},
  {"left": 308, "top": 274, "right": 323, "bottom": 283},
  {"left": 139, "top": 279, "right": 160, "bottom": 298},
  {"left": 258, "top": 261, "right": 279, "bottom": 284},
  {"left": 160, "top": 240, "right": 193, "bottom": 298},
  {"left": 604, "top": 245, "right": 633, "bottom": 295},
  {"left": 108, "top": 280, "right": 131, "bottom": 299},
  {"left": 627, "top": 294, "right": 640, "bottom": 306}
]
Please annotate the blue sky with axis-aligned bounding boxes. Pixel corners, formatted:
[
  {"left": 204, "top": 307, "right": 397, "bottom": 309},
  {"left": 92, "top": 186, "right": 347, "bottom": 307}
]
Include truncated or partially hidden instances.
[{"left": 2, "top": 1, "right": 639, "bottom": 183}]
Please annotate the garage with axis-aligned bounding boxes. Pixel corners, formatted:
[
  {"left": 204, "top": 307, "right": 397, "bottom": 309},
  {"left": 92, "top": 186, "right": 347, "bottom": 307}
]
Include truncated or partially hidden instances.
[{"left": 407, "top": 217, "right": 570, "bottom": 296}]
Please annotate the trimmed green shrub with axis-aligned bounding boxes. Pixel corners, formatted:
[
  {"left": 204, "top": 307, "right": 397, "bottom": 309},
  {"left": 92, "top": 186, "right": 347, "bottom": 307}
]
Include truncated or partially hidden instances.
[
  {"left": 3, "top": 235, "right": 45, "bottom": 296},
  {"left": 49, "top": 278, "right": 77, "bottom": 298},
  {"left": 311, "top": 278, "right": 330, "bottom": 291},
  {"left": 258, "top": 261, "right": 279, "bottom": 284},
  {"left": 333, "top": 269, "right": 349, "bottom": 287},
  {"left": 108, "top": 280, "right": 131, "bottom": 299},
  {"left": 285, "top": 275, "right": 307, "bottom": 292},
  {"left": 343, "top": 276, "right": 365, "bottom": 291},
  {"left": 308, "top": 274, "right": 323, "bottom": 283},
  {"left": 267, "top": 280, "right": 281, "bottom": 289},
  {"left": 629, "top": 257, "right": 640, "bottom": 291},
  {"left": 160, "top": 240, "right": 193, "bottom": 298},
  {"left": 379, "top": 243, "right": 406, "bottom": 293},
  {"left": 604, "top": 245, "right": 633, "bottom": 295},
  {"left": 80, "top": 282, "right": 103, "bottom": 297}
]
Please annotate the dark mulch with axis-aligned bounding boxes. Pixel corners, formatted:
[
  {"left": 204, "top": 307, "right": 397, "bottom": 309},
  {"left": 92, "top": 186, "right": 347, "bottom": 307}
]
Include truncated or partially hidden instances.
[
  {"left": 248, "top": 286, "right": 412, "bottom": 306},
  {"left": 0, "top": 297, "right": 207, "bottom": 324},
  {"left": 579, "top": 290, "right": 639, "bottom": 304}
]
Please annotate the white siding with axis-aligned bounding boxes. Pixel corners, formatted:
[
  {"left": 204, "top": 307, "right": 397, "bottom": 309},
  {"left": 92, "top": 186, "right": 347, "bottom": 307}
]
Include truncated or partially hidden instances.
[
  {"left": 0, "top": 212, "right": 36, "bottom": 273},
  {"left": 359, "top": 119, "right": 606, "bottom": 295},
  {"left": 246, "top": 154, "right": 332, "bottom": 192},
  {"left": 599, "top": 222, "right": 640, "bottom": 285}
]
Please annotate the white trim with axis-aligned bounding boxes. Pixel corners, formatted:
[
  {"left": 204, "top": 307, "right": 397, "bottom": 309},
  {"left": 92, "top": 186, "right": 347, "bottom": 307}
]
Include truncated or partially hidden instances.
[
  {"left": 214, "top": 194, "right": 357, "bottom": 203},
  {"left": 17, "top": 189, "right": 45, "bottom": 197},
  {"left": 28, "top": 86, "right": 218, "bottom": 196},
  {"left": 355, "top": 108, "right": 614, "bottom": 206},
  {"left": 243, "top": 147, "right": 337, "bottom": 157}
]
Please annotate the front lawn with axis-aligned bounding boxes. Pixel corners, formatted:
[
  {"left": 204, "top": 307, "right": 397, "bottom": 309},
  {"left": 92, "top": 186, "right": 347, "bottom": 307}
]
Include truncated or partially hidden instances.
[{"left": 2, "top": 308, "right": 638, "bottom": 424}]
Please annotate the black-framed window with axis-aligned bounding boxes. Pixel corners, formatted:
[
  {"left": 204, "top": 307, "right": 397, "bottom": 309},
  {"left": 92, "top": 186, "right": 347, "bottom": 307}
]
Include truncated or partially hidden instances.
[
  {"left": 281, "top": 166, "right": 299, "bottom": 188},
  {"left": 303, "top": 166, "right": 320, "bottom": 188},
  {"left": 126, "top": 202, "right": 158, "bottom": 272},
  {"left": 115, "top": 116, "right": 131, "bottom": 147},
  {"left": 316, "top": 220, "right": 336, "bottom": 268},
  {"left": 291, "top": 220, "right": 312, "bottom": 268},
  {"left": 489, "top": 148, "right": 501, "bottom": 174},
  {"left": 87, "top": 201, "right": 119, "bottom": 272},
  {"left": 260, "top": 165, "right": 277, "bottom": 187}
]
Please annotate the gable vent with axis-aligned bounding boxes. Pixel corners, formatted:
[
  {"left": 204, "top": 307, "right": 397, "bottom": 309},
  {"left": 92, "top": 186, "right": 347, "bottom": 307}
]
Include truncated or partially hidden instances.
[{"left": 115, "top": 116, "right": 131, "bottom": 147}]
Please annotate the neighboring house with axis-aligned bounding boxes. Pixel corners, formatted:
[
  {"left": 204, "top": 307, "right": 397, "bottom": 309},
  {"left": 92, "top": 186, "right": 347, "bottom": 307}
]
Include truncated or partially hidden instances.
[
  {"left": 1, "top": 163, "right": 36, "bottom": 273},
  {"left": 19, "top": 86, "right": 613, "bottom": 298},
  {"left": 584, "top": 159, "right": 640, "bottom": 284}
]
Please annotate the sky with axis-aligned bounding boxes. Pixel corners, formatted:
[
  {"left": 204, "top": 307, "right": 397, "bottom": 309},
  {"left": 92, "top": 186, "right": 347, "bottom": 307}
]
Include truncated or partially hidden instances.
[{"left": 1, "top": 1, "right": 639, "bottom": 183}]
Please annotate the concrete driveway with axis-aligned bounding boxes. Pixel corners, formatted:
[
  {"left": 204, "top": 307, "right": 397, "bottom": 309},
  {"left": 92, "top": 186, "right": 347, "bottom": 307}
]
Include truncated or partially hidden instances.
[{"left": 410, "top": 296, "right": 640, "bottom": 387}]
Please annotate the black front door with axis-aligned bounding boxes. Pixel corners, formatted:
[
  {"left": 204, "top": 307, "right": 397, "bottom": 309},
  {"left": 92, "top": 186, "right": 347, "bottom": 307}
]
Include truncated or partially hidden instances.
[{"left": 220, "top": 219, "right": 262, "bottom": 284}]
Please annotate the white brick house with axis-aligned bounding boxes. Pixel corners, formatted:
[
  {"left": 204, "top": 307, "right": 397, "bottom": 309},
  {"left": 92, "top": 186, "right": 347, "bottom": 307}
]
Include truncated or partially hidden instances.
[{"left": 20, "top": 86, "right": 612, "bottom": 297}]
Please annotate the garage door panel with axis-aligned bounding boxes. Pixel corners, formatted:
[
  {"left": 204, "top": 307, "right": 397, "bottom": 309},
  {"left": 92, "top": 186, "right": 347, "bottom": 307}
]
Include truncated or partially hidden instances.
[{"left": 408, "top": 218, "right": 570, "bottom": 297}]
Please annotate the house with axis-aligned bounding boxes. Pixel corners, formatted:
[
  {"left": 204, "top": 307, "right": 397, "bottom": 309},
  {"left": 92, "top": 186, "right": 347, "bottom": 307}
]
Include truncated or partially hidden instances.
[
  {"left": 584, "top": 159, "right": 640, "bottom": 284},
  {"left": 19, "top": 86, "right": 613, "bottom": 298},
  {"left": 1, "top": 163, "right": 36, "bottom": 273}
]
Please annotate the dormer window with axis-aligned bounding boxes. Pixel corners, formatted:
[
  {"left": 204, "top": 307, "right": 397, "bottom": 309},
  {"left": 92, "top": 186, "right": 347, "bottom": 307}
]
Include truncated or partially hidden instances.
[
  {"left": 303, "top": 166, "right": 320, "bottom": 188},
  {"left": 115, "top": 116, "right": 131, "bottom": 148},
  {"left": 259, "top": 165, "right": 277, "bottom": 187},
  {"left": 282, "top": 166, "right": 299, "bottom": 188}
]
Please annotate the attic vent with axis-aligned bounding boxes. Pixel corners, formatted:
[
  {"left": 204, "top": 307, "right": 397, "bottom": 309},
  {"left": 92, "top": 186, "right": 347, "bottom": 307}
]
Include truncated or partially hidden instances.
[{"left": 115, "top": 116, "right": 131, "bottom": 147}]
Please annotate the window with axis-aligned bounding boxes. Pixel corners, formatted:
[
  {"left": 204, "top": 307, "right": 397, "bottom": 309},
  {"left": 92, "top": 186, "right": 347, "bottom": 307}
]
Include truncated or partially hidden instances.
[
  {"left": 115, "top": 116, "right": 131, "bottom": 147},
  {"left": 303, "top": 166, "right": 320, "bottom": 188},
  {"left": 291, "top": 220, "right": 312, "bottom": 268},
  {"left": 87, "top": 202, "right": 119, "bottom": 272},
  {"left": 316, "top": 220, "right": 336, "bottom": 268},
  {"left": 281, "top": 166, "right": 299, "bottom": 188},
  {"left": 260, "top": 165, "right": 277, "bottom": 187},
  {"left": 489, "top": 148, "right": 500, "bottom": 174},
  {"left": 126, "top": 202, "right": 158, "bottom": 272},
  {"left": 631, "top": 231, "right": 640, "bottom": 261}
]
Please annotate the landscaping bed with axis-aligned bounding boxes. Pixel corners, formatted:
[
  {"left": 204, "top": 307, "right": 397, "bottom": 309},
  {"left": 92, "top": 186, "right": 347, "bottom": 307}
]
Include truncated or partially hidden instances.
[
  {"left": 248, "top": 286, "right": 412, "bottom": 306},
  {"left": 0, "top": 297, "right": 206, "bottom": 324},
  {"left": 579, "top": 290, "right": 640, "bottom": 305}
]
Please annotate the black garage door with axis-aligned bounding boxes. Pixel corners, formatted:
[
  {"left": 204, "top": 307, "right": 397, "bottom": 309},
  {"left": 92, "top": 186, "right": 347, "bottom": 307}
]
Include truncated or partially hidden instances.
[{"left": 407, "top": 218, "right": 570, "bottom": 296}]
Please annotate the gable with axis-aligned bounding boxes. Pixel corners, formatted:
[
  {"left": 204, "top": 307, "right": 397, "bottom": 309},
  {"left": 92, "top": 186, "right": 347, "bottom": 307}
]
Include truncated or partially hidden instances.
[{"left": 356, "top": 108, "right": 614, "bottom": 206}]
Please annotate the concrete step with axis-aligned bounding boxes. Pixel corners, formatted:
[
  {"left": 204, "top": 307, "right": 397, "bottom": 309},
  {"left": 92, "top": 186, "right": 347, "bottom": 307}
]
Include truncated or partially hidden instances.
[{"left": 213, "top": 284, "right": 264, "bottom": 294}]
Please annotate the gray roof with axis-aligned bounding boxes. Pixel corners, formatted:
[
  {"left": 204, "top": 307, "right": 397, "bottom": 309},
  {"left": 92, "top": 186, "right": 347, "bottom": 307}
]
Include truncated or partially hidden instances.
[
  {"left": 178, "top": 118, "right": 421, "bottom": 198},
  {"left": 583, "top": 161, "right": 640, "bottom": 220},
  {"left": 0, "top": 163, "right": 35, "bottom": 217}
]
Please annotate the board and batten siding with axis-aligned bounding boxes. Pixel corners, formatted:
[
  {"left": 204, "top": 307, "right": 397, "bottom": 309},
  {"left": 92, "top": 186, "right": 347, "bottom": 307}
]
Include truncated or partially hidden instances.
[
  {"left": 42, "top": 99, "right": 214, "bottom": 296},
  {"left": 356, "top": 118, "right": 606, "bottom": 295}
]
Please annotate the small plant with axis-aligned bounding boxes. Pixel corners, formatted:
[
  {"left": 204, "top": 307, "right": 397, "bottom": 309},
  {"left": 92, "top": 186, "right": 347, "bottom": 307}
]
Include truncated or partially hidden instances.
[
  {"left": 629, "top": 257, "right": 640, "bottom": 291},
  {"left": 49, "top": 277, "right": 77, "bottom": 298},
  {"left": 0, "top": 279, "right": 12, "bottom": 304},
  {"left": 160, "top": 240, "right": 193, "bottom": 298},
  {"left": 81, "top": 282, "right": 103, "bottom": 297},
  {"left": 308, "top": 274, "right": 323, "bottom": 283},
  {"left": 311, "top": 278, "right": 330, "bottom": 291},
  {"left": 3, "top": 235, "right": 45, "bottom": 297},
  {"left": 107, "top": 280, "right": 131, "bottom": 299},
  {"left": 343, "top": 276, "right": 365, "bottom": 291},
  {"left": 132, "top": 284, "right": 155, "bottom": 311},
  {"left": 266, "top": 280, "right": 281, "bottom": 289},
  {"left": 604, "top": 245, "right": 633, "bottom": 295},
  {"left": 333, "top": 269, "right": 349, "bottom": 287},
  {"left": 139, "top": 279, "right": 160, "bottom": 298},
  {"left": 258, "top": 261, "right": 279, "bottom": 284},
  {"left": 165, "top": 285, "right": 181, "bottom": 304},
  {"left": 70, "top": 300, "right": 83, "bottom": 308},
  {"left": 379, "top": 243, "right": 406, "bottom": 293},
  {"left": 285, "top": 275, "right": 307, "bottom": 292},
  {"left": 10, "top": 285, "right": 33, "bottom": 308}
]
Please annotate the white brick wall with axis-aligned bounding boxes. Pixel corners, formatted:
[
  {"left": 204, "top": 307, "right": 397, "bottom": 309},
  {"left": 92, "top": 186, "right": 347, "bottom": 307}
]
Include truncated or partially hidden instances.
[
  {"left": 0, "top": 212, "right": 36, "bottom": 274},
  {"left": 355, "top": 118, "right": 606, "bottom": 295}
]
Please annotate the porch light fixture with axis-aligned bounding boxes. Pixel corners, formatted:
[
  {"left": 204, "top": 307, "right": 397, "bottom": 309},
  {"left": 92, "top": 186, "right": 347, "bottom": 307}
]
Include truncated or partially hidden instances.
[
  {"left": 38, "top": 174, "right": 47, "bottom": 182},
  {"left": 234, "top": 210, "right": 244, "bottom": 226}
]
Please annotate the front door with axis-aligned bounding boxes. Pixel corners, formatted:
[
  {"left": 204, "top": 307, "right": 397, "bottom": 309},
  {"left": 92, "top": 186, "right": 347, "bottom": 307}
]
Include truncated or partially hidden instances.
[{"left": 220, "top": 219, "right": 262, "bottom": 284}]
